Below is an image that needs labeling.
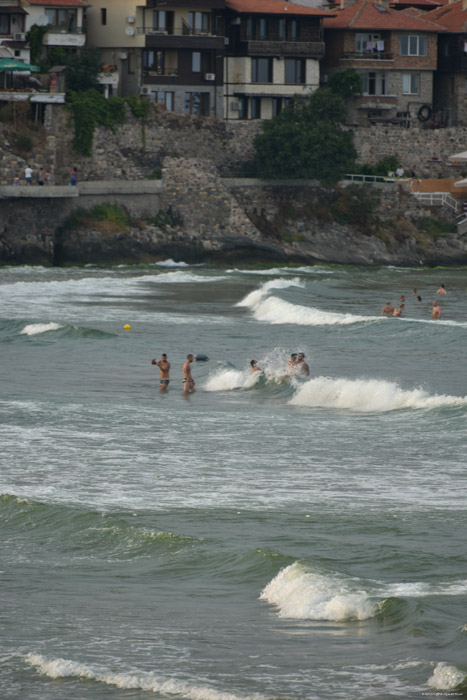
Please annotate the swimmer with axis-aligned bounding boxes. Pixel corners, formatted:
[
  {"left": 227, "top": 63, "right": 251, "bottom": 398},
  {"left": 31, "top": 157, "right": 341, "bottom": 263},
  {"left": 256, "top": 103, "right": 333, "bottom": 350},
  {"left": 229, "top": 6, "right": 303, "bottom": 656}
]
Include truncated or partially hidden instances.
[
  {"left": 183, "top": 354, "right": 195, "bottom": 393},
  {"left": 285, "top": 353, "right": 298, "bottom": 376},
  {"left": 296, "top": 352, "right": 310, "bottom": 377},
  {"left": 151, "top": 353, "right": 170, "bottom": 390},
  {"left": 400, "top": 295, "right": 406, "bottom": 303},
  {"left": 412, "top": 288, "right": 418, "bottom": 295},
  {"left": 393, "top": 304, "right": 404, "bottom": 317},
  {"left": 431, "top": 301, "right": 442, "bottom": 319},
  {"left": 436, "top": 284, "right": 447, "bottom": 296},
  {"left": 417, "top": 295, "right": 422, "bottom": 302},
  {"left": 381, "top": 301, "right": 395, "bottom": 316},
  {"left": 251, "top": 359, "right": 262, "bottom": 373}
]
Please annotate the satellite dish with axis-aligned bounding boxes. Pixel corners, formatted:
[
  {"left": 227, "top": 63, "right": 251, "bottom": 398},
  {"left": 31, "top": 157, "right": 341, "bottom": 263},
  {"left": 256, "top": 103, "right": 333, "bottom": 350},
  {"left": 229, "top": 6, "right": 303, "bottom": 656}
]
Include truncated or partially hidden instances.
[
  {"left": 125, "top": 26, "right": 135, "bottom": 36},
  {"left": 37, "top": 15, "right": 50, "bottom": 26}
]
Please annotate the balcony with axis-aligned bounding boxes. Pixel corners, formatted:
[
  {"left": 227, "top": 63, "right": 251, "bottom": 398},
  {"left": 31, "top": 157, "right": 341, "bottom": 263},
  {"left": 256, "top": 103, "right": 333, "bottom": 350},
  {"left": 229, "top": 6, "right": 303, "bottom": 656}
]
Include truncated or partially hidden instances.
[
  {"left": 43, "top": 27, "right": 85, "bottom": 48},
  {"left": 438, "top": 55, "right": 467, "bottom": 73},
  {"left": 240, "top": 40, "right": 324, "bottom": 59},
  {"left": 141, "top": 28, "right": 225, "bottom": 50},
  {"left": 341, "top": 51, "right": 394, "bottom": 62}
]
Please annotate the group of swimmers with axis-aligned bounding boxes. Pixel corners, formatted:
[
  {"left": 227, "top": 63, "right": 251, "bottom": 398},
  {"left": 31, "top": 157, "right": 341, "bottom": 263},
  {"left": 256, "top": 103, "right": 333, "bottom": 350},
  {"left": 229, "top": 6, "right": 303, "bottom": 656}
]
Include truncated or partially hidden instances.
[
  {"left": 152, "top": 351, "right": 311, "bottom": 392},
  {"left": 151, "top": 353, "right": 195, "bottom": 393},
  {"left": 381, "top": 284, "right": 446, "bottom": 319}
]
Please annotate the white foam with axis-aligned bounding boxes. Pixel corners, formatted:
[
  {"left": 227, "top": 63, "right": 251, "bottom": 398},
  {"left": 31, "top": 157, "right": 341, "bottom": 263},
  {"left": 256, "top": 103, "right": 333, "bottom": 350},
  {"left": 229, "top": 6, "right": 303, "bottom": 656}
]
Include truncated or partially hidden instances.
[
  {"left": 26, "top": 653, "right": 264, "bottom": 700},
  {"left": 147, "top": 271, "right": 226, "bottom": 284},
  {"left": 236, "top": 277, "right": 304, "bottom": 309},
  {"left": 428, "top": 663, "right": 466, "bottom": 690},
  {"left": 203, "top": 369, "right": 260, "bottom": 392},
  {"left": 289, "top": 377, "right": 467, "bottom": 413},
  {"left": 19, "top": 322, "right": 64, "bottom": 336},
  {"left": 252, "top": 296, "right": 375, "bottom": 326},
  {"left": 155, "top": 259, "right": 190, "bottom": 268},
  {"left": 260, "top": 562, "right": 379, "bottom": 621}
]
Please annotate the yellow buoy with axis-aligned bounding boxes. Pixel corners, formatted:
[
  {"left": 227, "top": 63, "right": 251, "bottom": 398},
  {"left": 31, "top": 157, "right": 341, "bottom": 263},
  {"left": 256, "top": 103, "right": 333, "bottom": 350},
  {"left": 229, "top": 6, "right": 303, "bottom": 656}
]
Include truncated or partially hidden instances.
[{"left": 123, "top": 324, "right": 131, "bottom": 330}]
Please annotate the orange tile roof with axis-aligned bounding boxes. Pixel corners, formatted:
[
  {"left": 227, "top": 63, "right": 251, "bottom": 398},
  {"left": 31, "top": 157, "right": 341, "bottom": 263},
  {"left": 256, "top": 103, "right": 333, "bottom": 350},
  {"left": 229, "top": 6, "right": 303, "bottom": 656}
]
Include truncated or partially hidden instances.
[
  {"left": 26, "top": 0, "right": 87, "bottom": 6},
  {"left": 425, "top": 0, "right": 467, "bottom": 31},
  {"left": 324, "top": 0, "right": 444, "bottom": 29},
  {"left": 226, "top": 0, "right": 335, "bottom": 17}
]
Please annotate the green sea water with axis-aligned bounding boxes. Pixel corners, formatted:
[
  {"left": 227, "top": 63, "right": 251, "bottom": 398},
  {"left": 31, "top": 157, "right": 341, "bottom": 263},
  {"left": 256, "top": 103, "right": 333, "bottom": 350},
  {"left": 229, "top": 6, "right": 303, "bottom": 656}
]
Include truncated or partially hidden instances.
[{"left": 1, "top": 261, "right": 467, "bottom": 700}]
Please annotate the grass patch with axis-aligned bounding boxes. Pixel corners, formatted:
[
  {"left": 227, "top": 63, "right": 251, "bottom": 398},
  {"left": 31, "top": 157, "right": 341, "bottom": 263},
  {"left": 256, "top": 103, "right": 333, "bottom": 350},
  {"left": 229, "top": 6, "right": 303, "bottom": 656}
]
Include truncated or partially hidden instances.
[
  {"left": 414, "top": 217, "right": 456, "bottom": 238},
  {"left": 63, "top": 204, "right": 130, "bottom": 234}
]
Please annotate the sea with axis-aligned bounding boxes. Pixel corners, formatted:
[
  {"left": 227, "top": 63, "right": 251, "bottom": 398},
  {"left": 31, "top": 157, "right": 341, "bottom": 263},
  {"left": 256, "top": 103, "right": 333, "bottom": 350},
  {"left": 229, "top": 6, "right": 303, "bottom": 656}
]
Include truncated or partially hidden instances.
[{"left": 1, "top": 260, "right": 467, "bottom": 700}]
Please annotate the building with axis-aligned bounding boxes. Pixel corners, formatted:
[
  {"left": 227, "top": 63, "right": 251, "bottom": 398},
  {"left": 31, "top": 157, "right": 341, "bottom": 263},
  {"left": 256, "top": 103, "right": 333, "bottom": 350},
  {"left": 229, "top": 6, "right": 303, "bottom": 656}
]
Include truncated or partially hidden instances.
[
  {"left": 428, "top": 0, "right": 467, "bottom": 125},
  {"left": 86, "top": 0, "right": 226, "bottom": 116},
  {"left": 224, "top": 0, "right": 335, "bottom": 120},
  {"left": 22, "top": 0, "right": 87, "bottom": 56},
  {"left": 0, "top": 0, "right": 29, "bottom": 61},
  {"left": 322, "top": 0, "right": 443, "bottom": 126}
]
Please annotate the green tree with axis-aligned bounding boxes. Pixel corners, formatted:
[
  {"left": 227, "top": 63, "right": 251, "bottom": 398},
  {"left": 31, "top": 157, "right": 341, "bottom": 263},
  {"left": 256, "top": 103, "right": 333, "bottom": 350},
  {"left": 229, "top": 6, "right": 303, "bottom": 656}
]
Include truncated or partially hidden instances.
[
  {"left": 329, "top": 69, "right": 362, "bottom": 98},
  {"left": 252, "top": 89, "right": 357, "bottom": 185}
]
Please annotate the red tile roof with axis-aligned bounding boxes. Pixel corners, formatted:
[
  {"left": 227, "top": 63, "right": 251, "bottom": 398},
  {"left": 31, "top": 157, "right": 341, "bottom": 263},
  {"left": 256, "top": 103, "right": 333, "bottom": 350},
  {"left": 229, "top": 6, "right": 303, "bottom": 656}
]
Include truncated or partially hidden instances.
[
  {"left": 226, "top": 0, "right": 335, "bottom": 17},
  {"left": 425, "top": 0, "right": 467, "bottom": 31},
  {"left": 26, "top": 0, "right": 87, "bottom": 6},
  {"left": 324, "top": 0, "right": 444, "bottom": 29}
]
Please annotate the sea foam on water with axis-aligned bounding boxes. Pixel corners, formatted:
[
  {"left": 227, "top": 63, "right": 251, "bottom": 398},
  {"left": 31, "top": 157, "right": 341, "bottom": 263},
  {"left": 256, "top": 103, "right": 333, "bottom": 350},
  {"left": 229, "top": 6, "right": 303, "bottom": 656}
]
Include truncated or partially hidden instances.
[
  {"left": 260, "top": 562, "right": 378, "bottom": 621},
  {"left": 428, "top": 662, "right": 466, "bottom": 690},
  {"left": 25, "top": 653, "right": 264, "bottom": 700},
  {"left": 20, "top": 322, "right": 64, "bottom": 336},
  {"left": 289, "top": 377, "right": 467, "bottom": 413}
]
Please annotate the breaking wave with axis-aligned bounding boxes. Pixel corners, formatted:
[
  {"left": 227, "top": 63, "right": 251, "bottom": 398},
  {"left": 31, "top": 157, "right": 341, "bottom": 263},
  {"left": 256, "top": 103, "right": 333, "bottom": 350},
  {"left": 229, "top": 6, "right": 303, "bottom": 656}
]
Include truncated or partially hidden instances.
[
  {"left": 19, "top": 322, "right": 64, "bottom": 336},
  {"left": 289, "top": 377, "right": 467, "bottom": 413},
  {"left": 428, "top": 663, "right": 466, "bottom": 690}
]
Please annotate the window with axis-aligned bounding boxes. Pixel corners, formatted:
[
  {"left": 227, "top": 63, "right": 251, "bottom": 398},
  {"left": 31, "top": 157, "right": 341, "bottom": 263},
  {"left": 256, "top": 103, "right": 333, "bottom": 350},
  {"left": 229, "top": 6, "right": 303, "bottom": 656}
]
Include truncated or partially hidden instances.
[
  {"left": 402, "top": 73, "right": 419, "bottom": 94},
  {"left": 185, "top": 92, "right": 210, "bottom": 115},
  {"left": 285, "top": 58, "right": 305, "bottom": 84},
  {"left": 400, "top": 35, "right": 427, "bottom": 56},
  {"left": 45, "top": 8, "right": 77, "bottom": 31},
  {"left": 153, "top": 10, "right": 166, "bottom": 31},
  {"left": 239, "top": 96, "right": 248, "bottom": 119},
  {"left": 356, "top": 33, "right": 381, "bottom": 53},
  {"left": 360, "top": 71, "right": 386, "bottom": 96},
  {"left": 278, "top": 19, "right": 285, "bottom": 40},
  {"left": 288, "top": 19, "right": 299, "bottom": 41},
  {"left": 251, "top": 57, "right": 272, "bottom": 83},
  {"left": 189, "top": 12, "right": 210, "bottom": 34},
  {"left": 251, "top": 97, "right": 261, "bottom": 119},
  {"left": 100, "top": 8, "right": 107, "bottom": 26},
  {"left": 272, "top": 98, "right": 282, "bottom": 117},
  {"left": 143, "top": 50, "right": 165, "bottom": 74},
  {"left": 0, "top": 14, "right": 10, "bottom": 34},
  {"left": 259, "top": 18, "right": 269, "bottom": 40},
  {"left": 156, "top": 91, "right": 174, "bottom": 110},
  {"left": 192, "top": 51, "right": 201, "bottom": 72}
]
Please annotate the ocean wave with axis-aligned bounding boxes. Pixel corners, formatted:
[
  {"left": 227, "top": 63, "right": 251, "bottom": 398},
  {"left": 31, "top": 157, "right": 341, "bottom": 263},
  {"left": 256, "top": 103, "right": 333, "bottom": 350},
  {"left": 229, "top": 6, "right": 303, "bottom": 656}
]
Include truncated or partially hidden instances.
[
  {"left": 203, "top": 369, "right": 261, "bottom": 392},
  {"left": 427, "top": 663, "right": 466, "bottom": 690},
  {"left": 26, "top": 653, "right": 266, "bottom": 700},
  {"left": 252, "top": 296, "right": 376, "bottom": 326},
  {"left": 19, "top": 322, "right": 64, "bottom": 336},
  {"left": 146, "top": 271, "right": 226, "bottom": 284},
  {"left": 289, "top": 377, "right": 467, "bottom": 413},
  {"left": 155, "top": 258, "right": 190, "bottom": 268},
  {"left": 236, "top": 277, "right": 304, "bottom": 309},
  {"left": 260, "top": 562, "right": 380, "bottom": 621}
]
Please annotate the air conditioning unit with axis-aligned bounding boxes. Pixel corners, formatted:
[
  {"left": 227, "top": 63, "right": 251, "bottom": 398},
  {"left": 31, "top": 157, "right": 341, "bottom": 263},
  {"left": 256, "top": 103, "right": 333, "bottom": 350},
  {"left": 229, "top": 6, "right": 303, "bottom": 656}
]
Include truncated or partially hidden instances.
[
  {"left": 205, "top": 73, "right": 215, "bottom": 81},
  {"left": 231, "top": 101, "right": 241, "bottom": 110},
  {"left": 14, "top": 33, "right": 26, "bottom": 41},
  {"left": 126, "top": 16, "right": 135, "bottom": 23},
  {"left": 140, "top": 87, "right": 149, "bottom": 94},
  {"left": 118, "top": 52, "right": 128, "bottom": 60}
]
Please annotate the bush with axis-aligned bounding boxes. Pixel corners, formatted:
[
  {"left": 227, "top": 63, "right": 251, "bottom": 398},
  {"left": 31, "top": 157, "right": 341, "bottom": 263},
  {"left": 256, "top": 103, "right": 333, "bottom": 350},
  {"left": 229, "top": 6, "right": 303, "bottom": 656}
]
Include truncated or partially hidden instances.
[
  {"left": 415, "top": 217, "right": 456, "bottom": 237},
  {"left": 63, "top": 204, "right": 130, "bottom": 233}
]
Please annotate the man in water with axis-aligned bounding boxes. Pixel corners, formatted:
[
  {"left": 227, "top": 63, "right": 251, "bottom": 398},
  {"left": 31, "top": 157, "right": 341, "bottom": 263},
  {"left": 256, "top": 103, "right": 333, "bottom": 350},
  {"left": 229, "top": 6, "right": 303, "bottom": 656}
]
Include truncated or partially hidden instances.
[
  {"left": 381, "top": 301, "right": 395, "bottom": 316},
  {"left": 151, "top": 353, "right": 170, "bottom": 390},
  {"left": 296, "top": 352, "right": 310, "bottom": 376},
  {"left": 285, "top": 353, "right": 298, "bottom": 376},
  {"left": 431, "top": 301, "right": 442, "bottom": 319},
  {"left": 183, "top": 354, "right": 195, "bottom": 393},
  {"left": 393, "top": 304, "right": 404, "bottom": 317},
  {"left": 251, "top": 360, "right": 262, "bottom": 373},
  {"left": 436, "top": 284, "right": 447, "bottom": 296}
]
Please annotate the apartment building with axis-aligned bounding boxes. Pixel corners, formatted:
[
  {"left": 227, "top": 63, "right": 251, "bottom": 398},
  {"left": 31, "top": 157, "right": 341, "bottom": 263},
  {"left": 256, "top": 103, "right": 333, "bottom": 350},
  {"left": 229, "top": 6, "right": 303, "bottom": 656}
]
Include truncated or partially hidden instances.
[
  {"left": 322, "top": 0, "right": 443, "bottom": 125},
  {"left": 0, "top": 0, "right": 29, "bottom": 61},
  {"left": 224, "top": 0, "right": 334, "bottom": 120},
  {"left": 86, "top": 0, "right": 225, "bottom": 115},
  {"left": 22, "top": 0, "right": 87, "bottom": 55}
]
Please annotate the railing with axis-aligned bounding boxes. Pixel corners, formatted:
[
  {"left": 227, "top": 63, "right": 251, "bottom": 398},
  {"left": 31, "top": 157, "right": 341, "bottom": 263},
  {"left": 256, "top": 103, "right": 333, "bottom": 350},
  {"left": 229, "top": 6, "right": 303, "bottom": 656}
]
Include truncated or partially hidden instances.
[
  {"left": 45, "top": 26, "right": 85, "bottom": 34},
  {"left": 341, "top": 51, "right": 394, "bottom": 61},
  {"left": 457, "top": 214, "right": 467, "bottom": 235},
  {"left": 412, "top": 191, "right": 462, "bottom": 214},
  {"left": 345, "top": 174, "right": 390, "bottom": 183},
  {"left": 136, "top": 26, "right": 215, "bottom": 36}
]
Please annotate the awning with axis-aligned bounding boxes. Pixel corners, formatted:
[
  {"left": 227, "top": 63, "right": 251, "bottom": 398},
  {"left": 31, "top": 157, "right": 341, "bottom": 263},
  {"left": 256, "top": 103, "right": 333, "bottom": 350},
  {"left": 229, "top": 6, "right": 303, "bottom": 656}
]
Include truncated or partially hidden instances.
[
  {"left": 449, "top": 150, "right": 467, "bottom": 162},
  {"left": 0, "top": 6, "right": 27, "bottom": 13},
  {"left": 454, "top": 178, "right": 467, "bottom": 187},
  {"left": 0, "top": 58, "right": 40, "bottom": 72}
]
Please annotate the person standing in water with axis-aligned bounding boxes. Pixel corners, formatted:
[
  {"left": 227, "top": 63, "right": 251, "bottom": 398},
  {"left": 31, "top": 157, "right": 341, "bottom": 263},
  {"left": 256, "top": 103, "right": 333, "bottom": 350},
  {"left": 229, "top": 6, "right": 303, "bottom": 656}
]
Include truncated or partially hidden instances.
[
  {"left": 151, "top": 353, "right": 170, "bottom": 391},
  {"left": 183, "top": 354, "right": 195, "bottom": 393},
  {"left": 296, "top": 353, "right": 310, "bottom": 376},
  {"left": 381, "top": 301, "right": 395, "bottom": 316},
  {"left": 431, "top": 301, "right": 442, "bottom": 319},
  {"left": 251, "top": 360, "right": 262, "bottom": 373},
  {"left": 436, "top": 284, "right": 447, "bottom": 296}
]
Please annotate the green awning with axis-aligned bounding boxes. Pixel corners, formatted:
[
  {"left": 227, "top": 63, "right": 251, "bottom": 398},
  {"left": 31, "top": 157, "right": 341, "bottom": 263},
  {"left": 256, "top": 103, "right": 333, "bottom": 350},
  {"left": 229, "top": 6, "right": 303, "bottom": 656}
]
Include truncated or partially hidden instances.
[{"left": 0, "top": 58, "right": 40, "bottom": 73}]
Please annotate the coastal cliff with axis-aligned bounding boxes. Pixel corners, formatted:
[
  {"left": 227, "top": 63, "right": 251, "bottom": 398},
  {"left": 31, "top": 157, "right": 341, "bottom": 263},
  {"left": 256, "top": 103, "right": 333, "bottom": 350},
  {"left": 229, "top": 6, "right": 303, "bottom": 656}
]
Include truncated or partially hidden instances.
[{"left": 1, "top": 109, "right": 467, "bottom": 267}]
